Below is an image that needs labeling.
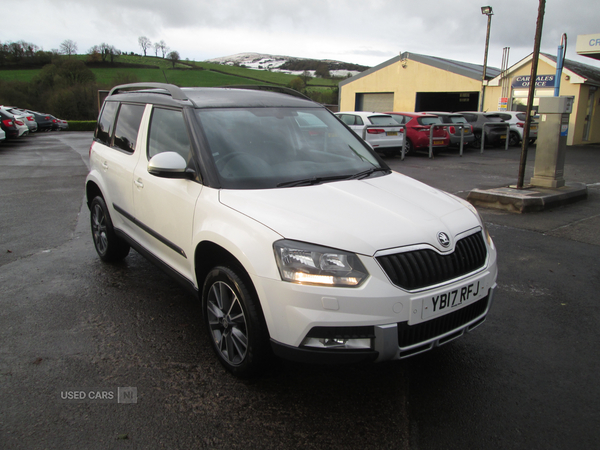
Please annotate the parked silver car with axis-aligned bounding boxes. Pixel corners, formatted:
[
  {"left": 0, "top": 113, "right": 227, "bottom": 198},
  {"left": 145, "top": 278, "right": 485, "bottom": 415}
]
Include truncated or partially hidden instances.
[{"left": 496, "top": 111, "right": 538, "bottom": 146}]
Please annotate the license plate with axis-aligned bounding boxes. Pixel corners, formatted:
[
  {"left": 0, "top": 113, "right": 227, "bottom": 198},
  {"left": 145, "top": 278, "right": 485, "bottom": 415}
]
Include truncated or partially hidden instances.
[
  {"left": 386, "top": 131, "right": 398, "bottom": 136},
  {"left": 422, "top": 280, "right": 486, "bottom": 319},
  {"left": 433, "top": 140, "right": 444, "bottom": 145},
  {"left": 463, "top": 129, "right": 471, "bottom": 134},
  {"left": 531, "top": 125, "right": 537, "bottom": 131},
  {"left": 500, "top": 135, "right": 506, "bottom": 140}
]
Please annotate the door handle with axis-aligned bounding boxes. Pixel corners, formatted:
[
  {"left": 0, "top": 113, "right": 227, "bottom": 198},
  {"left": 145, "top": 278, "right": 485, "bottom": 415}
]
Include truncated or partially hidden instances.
[
  {"left": 102, "top": 161, "right": 108, "bottom": 170},
  {"left": 134, "top": 178, "right": 144, "bottom": 189}
]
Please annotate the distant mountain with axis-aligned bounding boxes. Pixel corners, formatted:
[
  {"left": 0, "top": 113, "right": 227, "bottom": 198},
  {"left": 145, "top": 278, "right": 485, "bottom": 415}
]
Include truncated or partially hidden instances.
[{"left": 204, "top": 52, "right": 369, "bottom": 77}]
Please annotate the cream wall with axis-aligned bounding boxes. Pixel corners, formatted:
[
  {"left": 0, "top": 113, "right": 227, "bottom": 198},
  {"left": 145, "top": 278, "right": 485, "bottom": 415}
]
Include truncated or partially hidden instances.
[
  {"left": 339, "top": 59, "right": 481, "bottom": 112},
  {"left": 341, "top": 55, "right": 599, "bottom": 146},
  {"left": 485, "top": 58, "right": 596, "bottom": 145}
]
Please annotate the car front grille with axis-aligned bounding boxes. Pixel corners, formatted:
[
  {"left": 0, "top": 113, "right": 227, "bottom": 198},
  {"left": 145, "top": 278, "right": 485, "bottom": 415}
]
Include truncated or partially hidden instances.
[
  {"left": 376, "top": 231, "right": 487, "bottom": 290},
  {"left": 397, "top": 294, "right": 490, "bottom": 349}
]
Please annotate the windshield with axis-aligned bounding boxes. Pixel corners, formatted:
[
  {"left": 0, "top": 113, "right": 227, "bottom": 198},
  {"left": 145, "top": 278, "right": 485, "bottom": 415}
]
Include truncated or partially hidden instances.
[{"left": 196, "top": 107, "right": 387, "bottom": 189}]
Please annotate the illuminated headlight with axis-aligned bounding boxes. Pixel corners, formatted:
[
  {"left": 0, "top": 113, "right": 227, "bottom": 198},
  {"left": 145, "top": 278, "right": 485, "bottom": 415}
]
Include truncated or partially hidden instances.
[{"left": 273, "top": 240, "right": 368, "bottom": 287}]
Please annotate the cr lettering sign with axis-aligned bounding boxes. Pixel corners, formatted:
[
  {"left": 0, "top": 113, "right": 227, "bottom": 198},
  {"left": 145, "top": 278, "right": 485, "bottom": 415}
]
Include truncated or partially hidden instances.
[{"left": 512, "top": 74, "right": 556, "bottom": 88}]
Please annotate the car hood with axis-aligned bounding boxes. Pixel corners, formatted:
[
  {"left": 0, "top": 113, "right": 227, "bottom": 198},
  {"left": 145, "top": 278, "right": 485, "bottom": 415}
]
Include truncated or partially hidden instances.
[{"left": 219, "top": 172, "right": 480, "bottom": 256}]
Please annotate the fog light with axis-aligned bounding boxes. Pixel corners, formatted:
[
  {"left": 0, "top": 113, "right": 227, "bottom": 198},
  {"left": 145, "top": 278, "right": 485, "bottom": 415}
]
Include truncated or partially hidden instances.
[{"left": 301, "top": 337, "right": 372, "bottom": 350}]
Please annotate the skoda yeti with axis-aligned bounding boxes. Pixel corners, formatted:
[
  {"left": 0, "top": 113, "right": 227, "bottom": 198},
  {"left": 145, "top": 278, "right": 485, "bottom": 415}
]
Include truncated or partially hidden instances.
[{"left": 86, "top": 83, "right": 498, "bottom": 377}]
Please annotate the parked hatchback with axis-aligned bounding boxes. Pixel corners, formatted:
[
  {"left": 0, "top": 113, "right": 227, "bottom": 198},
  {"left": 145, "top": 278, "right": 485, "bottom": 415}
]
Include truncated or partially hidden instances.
[
  {"left": 424, "top": 112, "right": 475, "bottom": 148},
  {"left": 86, "top": 83, "right": 497, "bottom": 377},
  {"left": 386, "top": 112, "right": 449, "bottom": 154},
  {"left": 496, "top": 111, "right": 538, "bottom": 146},
  {"left": 457, "top": 112, "right": 509, "bottom": 148},
  {"left": 335, "top": 111, "right": 403, "bottom": 156}
]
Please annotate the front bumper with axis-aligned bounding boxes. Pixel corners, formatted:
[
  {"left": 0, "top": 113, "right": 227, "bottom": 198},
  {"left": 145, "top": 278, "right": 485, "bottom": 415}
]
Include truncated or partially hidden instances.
[{"left": 271, "top": 286, "right": 495, "bottom": 364}]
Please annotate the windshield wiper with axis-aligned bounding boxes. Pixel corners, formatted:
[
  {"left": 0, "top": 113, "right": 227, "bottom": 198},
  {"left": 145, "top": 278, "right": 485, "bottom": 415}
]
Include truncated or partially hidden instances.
[
  {"left": 348, "top": 167, "right": 390, "bottom": 180},
  {"left": 277, "top": 174, "right": 354, "bottom": 188}
]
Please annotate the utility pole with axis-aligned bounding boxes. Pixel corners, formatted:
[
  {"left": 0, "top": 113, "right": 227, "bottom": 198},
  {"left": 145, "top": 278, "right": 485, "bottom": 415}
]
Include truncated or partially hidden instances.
[{"left": 517, "top": 0, "right": 546, "bottom": 189}]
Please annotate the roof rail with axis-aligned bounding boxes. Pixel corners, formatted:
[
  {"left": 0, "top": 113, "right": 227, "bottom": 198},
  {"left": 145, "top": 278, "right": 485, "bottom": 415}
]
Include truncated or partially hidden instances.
[
  {"left": 223, "top": 84, "right": 312, "bottom": 101},
  {"left": 108, "top": 83, "right": 190, "bottom": 102}
]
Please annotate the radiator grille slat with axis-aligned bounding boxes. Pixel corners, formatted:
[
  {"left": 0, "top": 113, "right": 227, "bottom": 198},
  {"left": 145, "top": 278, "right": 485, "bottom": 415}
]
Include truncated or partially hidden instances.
[{"left": 376, "top": 232, "right": 487, "bottom": 290}]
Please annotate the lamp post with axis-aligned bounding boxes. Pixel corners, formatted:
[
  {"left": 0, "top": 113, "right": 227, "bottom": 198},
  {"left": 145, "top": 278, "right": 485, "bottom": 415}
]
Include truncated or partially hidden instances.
[{"left": 479, "top": 6, "right": 494, "bottom": 112}]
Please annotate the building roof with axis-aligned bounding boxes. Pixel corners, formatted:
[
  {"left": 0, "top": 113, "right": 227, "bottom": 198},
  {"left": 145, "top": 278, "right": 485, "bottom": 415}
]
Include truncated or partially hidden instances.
[
  {"left": 488, "top": 52, "right": 600, "bottom": 87},
  {"left": 542, "top": 53, "right": 600, "bottom": 85},
  {"left": 339, "top": 52, "right": 501, "bottom": 87}
]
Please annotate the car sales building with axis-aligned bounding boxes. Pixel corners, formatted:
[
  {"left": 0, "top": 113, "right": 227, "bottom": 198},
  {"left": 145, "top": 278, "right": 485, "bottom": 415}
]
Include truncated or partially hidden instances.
[{"left": 339, "top": 51, "right": 600, "bottom": 146}]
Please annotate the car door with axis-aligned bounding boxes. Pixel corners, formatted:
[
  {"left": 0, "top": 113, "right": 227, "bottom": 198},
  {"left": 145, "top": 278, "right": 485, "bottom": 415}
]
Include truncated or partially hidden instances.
[
  {"left": 92, "top": 102, "right": 146, "bottom": 235},
  {"left": 132, "top": 106, "right": 202, "bottom": 283}
]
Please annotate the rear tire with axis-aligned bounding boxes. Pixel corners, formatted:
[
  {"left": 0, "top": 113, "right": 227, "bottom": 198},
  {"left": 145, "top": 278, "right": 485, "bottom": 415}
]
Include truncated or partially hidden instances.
[
  {"left": 509, "top": 131, "right": 520, "bottom": 147},
  {"left": 90, "top": 196, "right": 130, "bottom": 262}
]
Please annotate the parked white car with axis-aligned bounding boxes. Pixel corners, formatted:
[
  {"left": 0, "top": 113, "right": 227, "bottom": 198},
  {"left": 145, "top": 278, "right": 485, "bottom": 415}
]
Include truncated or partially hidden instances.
[
  {"left": 335, "top": 111, "right": 404, "bottom": 156},
  {"left": 0, "top": 128, "right": 5, "bottom": 142},
  {"left": 86, "top": 83, "right": 498, "bottom": 377},
  {"left": 2, "top": 107, "right": 38, "bottom": 133},
  {"left": 497, "top": 111, "right": 538, "bottom": 146}
]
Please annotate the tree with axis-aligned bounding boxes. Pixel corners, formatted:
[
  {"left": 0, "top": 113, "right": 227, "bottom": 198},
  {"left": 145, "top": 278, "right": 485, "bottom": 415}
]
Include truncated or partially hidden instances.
[
  {"left": 300, "top": 70, "right": 312, "bottom": 86},
  {"left": 157, "top": 40, "right": 169, "bottom": 58},
  {"left": 315, "top": 62, "right": 330, "bottom": 79},
  {"left": 167, "top": 51, "right": 180, "bottom": 68},
  {"left": 288, "top": 77, "right": 306, "bottom": 92},
  {"left": 153, "top": 42, "right": 160, "bottom": 57},
  {"left": 59, "top": 40, "right": 78, "bottom": 57},
  {"left": 138, "top": 36, "right": 151, "bottom": 57}
]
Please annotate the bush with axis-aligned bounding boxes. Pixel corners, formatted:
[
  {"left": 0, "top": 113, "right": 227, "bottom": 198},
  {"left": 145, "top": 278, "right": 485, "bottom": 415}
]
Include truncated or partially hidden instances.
[{"left": 66, "top": 120, "right": 96, "bottom": 131}]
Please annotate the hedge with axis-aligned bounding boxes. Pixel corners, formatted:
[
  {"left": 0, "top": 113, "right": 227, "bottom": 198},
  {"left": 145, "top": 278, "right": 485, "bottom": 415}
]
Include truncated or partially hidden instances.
[{"left": 66, "top": 121, "right": 97, "bottom": 131}]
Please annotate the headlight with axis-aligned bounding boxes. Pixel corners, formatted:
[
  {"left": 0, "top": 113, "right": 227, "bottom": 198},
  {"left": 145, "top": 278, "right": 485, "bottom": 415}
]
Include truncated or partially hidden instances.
[{"left": 273, "top": 240, "right": 368, "bottom": 287}]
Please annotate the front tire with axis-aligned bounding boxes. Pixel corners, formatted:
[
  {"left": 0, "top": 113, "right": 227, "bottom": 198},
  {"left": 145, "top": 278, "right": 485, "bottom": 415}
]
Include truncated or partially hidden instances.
[
  {"left": 90, "top": 196, "right": 130, "bottom": 262},
  {"left": 202, "top": 266, "right": 269, "bottom": 377}
]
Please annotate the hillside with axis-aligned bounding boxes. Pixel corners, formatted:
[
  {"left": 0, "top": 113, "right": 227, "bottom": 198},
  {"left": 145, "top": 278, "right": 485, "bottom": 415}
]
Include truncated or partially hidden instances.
[{"left": 205, "top": 52, "right": 369, "bottom": 77}]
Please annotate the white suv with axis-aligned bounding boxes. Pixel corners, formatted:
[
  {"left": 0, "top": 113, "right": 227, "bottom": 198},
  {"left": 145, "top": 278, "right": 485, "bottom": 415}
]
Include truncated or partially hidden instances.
[{"left": 86, "top": 83, "right": 498, "bottom": 377}]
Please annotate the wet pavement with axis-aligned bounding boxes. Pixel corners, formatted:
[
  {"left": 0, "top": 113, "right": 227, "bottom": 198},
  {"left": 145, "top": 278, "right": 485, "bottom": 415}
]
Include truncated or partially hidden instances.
[{"left": 1, "top": 133, "right": 599, "bottom": 449}]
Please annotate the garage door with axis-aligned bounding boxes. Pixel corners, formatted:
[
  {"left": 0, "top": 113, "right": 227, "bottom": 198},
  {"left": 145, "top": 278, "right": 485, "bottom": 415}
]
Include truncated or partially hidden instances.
[{"left": 356, "top": 93, "right": 394, "bottom": 112}]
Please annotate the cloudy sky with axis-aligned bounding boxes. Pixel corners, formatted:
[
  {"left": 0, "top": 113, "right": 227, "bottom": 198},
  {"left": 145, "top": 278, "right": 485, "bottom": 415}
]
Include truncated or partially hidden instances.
[{"left": 3, "top": 0, "right": 599, "bottom": 69}]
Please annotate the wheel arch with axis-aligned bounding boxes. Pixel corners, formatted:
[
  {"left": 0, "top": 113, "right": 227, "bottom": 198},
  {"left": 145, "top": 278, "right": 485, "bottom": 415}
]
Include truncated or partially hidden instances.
[
  {"left": 194, "top": 240, "right": 271, "bottom": 337},
  {"left": 86, "top": 180, "right": 104, "bottom": 210}
]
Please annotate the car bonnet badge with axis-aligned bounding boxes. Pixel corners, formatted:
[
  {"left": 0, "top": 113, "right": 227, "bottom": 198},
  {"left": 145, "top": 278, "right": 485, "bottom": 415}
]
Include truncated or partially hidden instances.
[{"left": 437, "top": 232, "right": 450, "bottom": 248}]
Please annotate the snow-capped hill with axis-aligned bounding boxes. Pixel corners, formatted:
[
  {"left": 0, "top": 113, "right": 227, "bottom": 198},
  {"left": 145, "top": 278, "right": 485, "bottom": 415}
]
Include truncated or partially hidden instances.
[{"left": 204, "top": 52, "right": 368, "bottom": 77}]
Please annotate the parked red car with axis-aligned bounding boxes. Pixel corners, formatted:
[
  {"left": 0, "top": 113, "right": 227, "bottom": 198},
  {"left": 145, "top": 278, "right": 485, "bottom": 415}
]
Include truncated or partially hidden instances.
[{"left": 386, "top": 112, "right": 449, "bottom": 154}]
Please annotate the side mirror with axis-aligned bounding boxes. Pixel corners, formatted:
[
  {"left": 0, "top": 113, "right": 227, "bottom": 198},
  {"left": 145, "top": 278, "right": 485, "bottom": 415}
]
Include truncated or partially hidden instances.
[{"left": 148, "top": 152, "right": 193, "bottom": 179}]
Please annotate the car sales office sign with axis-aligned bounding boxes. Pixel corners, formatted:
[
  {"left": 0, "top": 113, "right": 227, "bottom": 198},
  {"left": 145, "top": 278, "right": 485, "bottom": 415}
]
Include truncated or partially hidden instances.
[{"left": 512, "top": 75, "right": 556, "bottom": 88}]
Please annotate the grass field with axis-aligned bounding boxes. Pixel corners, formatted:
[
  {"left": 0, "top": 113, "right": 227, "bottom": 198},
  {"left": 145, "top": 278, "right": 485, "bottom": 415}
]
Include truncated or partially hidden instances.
[{"left": 0, "top": 55, "right": 341, "bottom": 89}]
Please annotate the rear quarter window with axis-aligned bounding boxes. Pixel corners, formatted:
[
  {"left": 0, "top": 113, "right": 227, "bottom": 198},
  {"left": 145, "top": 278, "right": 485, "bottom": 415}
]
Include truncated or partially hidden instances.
[{"left": 95, "top": 101, "right": 118, "bottom": 146}]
